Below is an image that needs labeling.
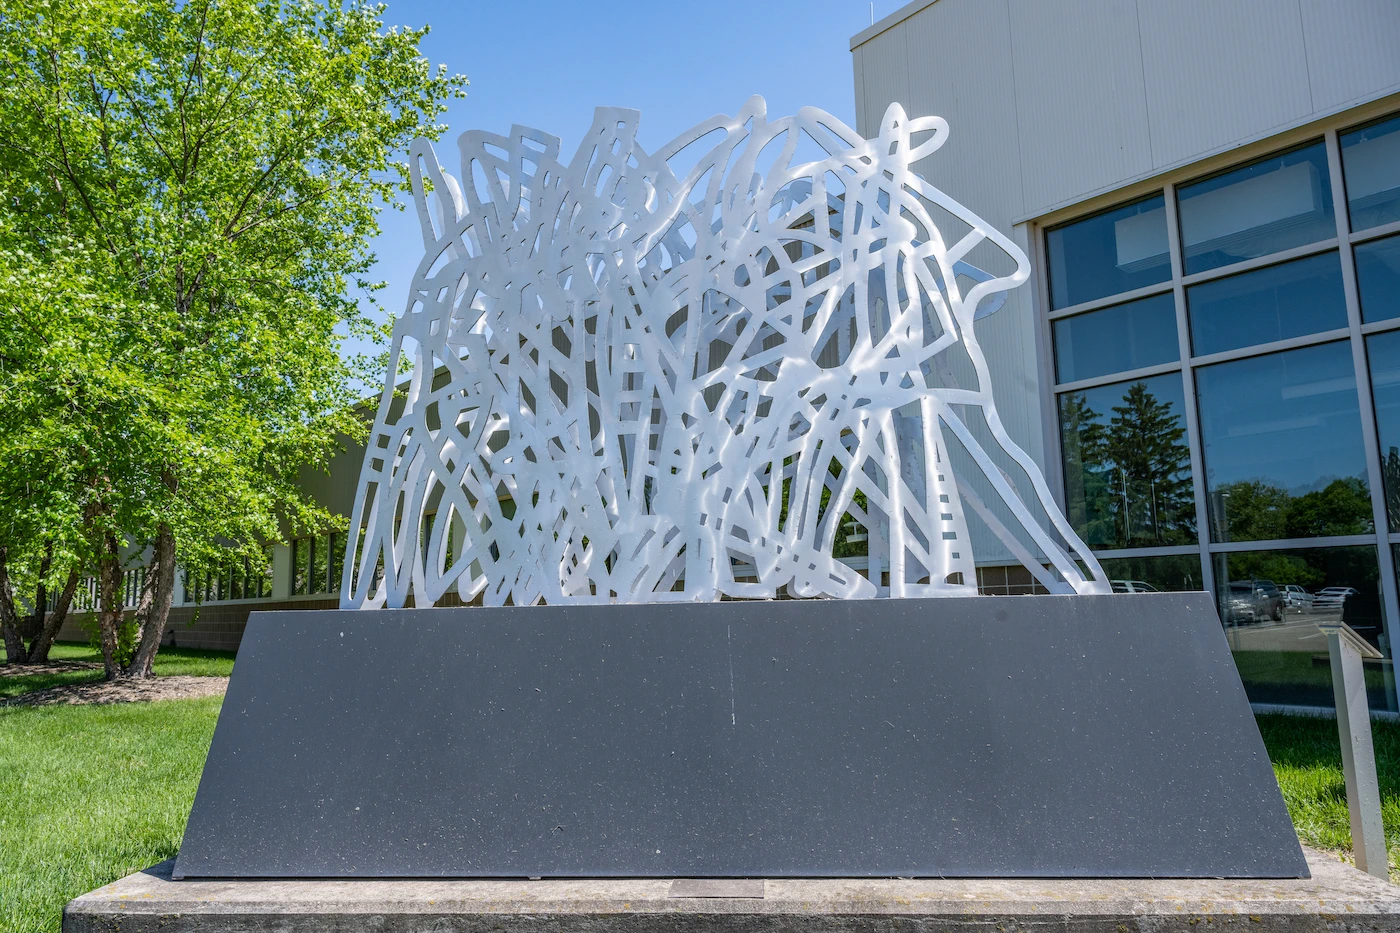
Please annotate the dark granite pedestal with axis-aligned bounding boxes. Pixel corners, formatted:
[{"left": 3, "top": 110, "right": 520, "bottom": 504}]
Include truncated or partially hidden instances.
[
  {"left": 175, "top": 594, "right": 1307, "bottom": 880},
  {"left": 65, "top": 848, "right": 1400, "bottom": 933}
]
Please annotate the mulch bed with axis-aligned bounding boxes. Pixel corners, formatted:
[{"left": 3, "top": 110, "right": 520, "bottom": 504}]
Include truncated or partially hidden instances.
[
  {"left": 2, "top": 675, "right": 228, "bottom": 707},
  {"left": 1, "top": 659, "right": 101, "bottom": 676}
]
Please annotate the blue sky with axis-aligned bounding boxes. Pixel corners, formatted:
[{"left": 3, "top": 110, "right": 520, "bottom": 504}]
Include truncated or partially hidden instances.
[{"left": 348, "top": 0, "right": 903, "bottom": 366}]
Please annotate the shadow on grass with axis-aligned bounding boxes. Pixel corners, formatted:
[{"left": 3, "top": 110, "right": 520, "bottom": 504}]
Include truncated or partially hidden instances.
[{"left": 1, "top": 642, "right": 236, "bottom": 701}]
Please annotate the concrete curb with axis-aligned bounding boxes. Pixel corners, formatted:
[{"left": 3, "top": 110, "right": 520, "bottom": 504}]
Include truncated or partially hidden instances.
[{"left": 64, "top": 848, "right": 1400, "bottom": 933}]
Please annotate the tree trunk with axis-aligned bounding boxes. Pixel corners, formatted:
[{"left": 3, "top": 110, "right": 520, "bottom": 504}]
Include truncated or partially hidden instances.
[
  {"left": 96, "top": 534, "right": 125, "bottom": 680},
  {"left": 0, "top": 547, "right": 27, "bottom": 664},
  {"left": 26, "top": 542, "right": 54, "bottom": 651},
  {"left": 28, "top": 568, "right": 81, "bottom": 663},
  {"left": 127, "top": 523, "right": 175, "bottom": 678}
]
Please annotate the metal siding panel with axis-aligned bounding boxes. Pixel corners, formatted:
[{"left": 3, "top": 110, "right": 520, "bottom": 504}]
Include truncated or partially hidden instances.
[
  {"left": 853, "top": 26, "right": 911, "bottom": 140},
  {"left": 1138, "top": 0, "right": 1313, "bottom": 169},
  {"left": 854, "top": 0, "right": 1041, "bottom": 564},
  {"left": 1008, "top": 0, "right": 1153, "bottom": 214},
  {"left": 852, "top": 45, "right": 869, "bottom": 139},
  {"left": 1299, "top": 0, "right": 1400, "bottom": 112},
  {"left": 901, "top": 0, "right": 1025, "bottom": 228}
]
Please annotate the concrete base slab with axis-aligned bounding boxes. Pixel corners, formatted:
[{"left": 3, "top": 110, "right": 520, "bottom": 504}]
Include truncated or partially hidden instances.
[{"left": 65, "top": 848, "right": 1400, "bottom": 933}]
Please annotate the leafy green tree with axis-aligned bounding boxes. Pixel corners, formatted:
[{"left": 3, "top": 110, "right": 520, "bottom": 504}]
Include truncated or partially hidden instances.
[{"left": 0, "top": 0, "right": 465, "bottom": 677}]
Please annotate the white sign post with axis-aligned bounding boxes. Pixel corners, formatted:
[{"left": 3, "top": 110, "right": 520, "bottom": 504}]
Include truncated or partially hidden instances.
[{"left": 1317, "top": 620, "right": 1388, "bottom": 880}]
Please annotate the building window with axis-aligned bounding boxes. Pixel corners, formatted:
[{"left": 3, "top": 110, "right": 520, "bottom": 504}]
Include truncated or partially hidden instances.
[
  {"left": 1341, "top": 113, "right": 1400, "bottom": 232},
  {"left": 1045, "top": 111, "right": 1400, "bottom": 713},
  {"left": 1196, "top": 342, "right": 1370, "bottom": 543},
  {"left": 1185, "top": 251, "right": 1347, "bottom": 356},
  {"left": 1045, "top": 195, "right": 1170, "bottom": 309},
  {"left": 1215, "top": 545, "right": 1385, "bottom": 709},
  {"left": 1367, "top": 330, "right": 1400, "bottom": 533},
  {"left": 1176, "top": 141, "right": 1334, "bottom": 275},
  {"left": 1058, "top": 373, "right": 1195, "bottom": 550},
  {"left": 1355, "top": 234, "right": 1400, "bottom": 324},
  {"left": 1052, "top": 292, "right": 1178, "bottom": 383},
  {"left": 291, "top": 532, "right": 342, "bottom": 596},
  {"left": 182, "top": 548, "right": 273, "bottom": 604},
  {"left": 1098, "top": 554, "right": 1202, "bottom": 592}
]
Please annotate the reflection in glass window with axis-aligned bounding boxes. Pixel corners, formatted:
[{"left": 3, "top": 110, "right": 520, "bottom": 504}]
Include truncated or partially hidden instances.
[
  {"left": 310, "top": 535, "right": 328, "bottom": 595},
  {"left": 1356, "top": 234, "right": 1400, "bottom": 324},
  {"left": 1058, "top": 374, "right": 1195, "bottom": 549},
  {"left": 1214, "top": 546, "right": 1391, "bottom": 711},
  {"left": 1366, "top": 330, "right": 1400, "bottom": 532},
  {"left": 293, "top": 537, "right": 310, "bottom": 595},
  {"left": 1341, "top": 114, "right": 1400, "bottom": 232},
  {"left": 1196, "top": 342, "right": 1371, "bottom": 543},
  {"left": 1099, "top": 554, "right": 1202, "bottom": 592},
  {"left": 1046, "top": 195, "right": 1170, "bottom": 309},
  {"left": 1186, "top": 251, "right": 1346, "bottom": 356},
  {"left": 1177, "top": 142, "right": 1334, "bottom": 275},
  {"left": 1052, "top": 293, "right": 1178, "bottom": 384},
  {"left": 328, "top": 532, "right": 343, "bottom": 596}
]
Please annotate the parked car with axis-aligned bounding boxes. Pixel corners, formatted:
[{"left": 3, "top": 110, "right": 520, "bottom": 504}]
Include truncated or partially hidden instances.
[
  {"left": 1313, "top": 586, "right": 1358, "bottom": 610},
  {"left": 1224, "top": 579, "right": 1284, "bottom": 623},
  {"left": 1224, "top": 582, "right": 1259, "bottom": 624},
  {"left": 1282, "top": 584, "right": 1314, "bottom": 609},
  {"left": 1110, "top": 579, "right": 1160, "bottom": 593}
]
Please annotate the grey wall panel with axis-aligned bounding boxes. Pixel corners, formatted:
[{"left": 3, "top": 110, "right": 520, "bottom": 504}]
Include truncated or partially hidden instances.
[
  {"left": 1137, "top": 0, "right": 1313, "bottom": 169},
  {"left": 1007, "top": 0, "right": 1153, "bottom": 213},
  {"left": 852, "top": 45, "right": 869, "bottom": 138},
  {"left": 901, "top": 0, "right": 1025, "bottom": 229},
  {"left": 855, "top": 0, "right": 1400, "bottom": 219},
  {"left": 1299, "top": 0, "right": 1400, "bottom": 113},
  {"left": 855, "top": 26, "right": 910, "bottom": 141}
]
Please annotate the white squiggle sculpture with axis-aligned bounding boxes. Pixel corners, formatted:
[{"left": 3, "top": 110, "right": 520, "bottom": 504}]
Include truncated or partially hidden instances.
[{"left": 342, "top": 98, "right": 1108, "bottom": 608}]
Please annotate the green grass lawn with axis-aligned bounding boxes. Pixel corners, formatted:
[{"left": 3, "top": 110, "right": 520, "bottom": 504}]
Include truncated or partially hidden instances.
[
  {"left": 1, "top": 642, "right": 236, "bottom": 700},
  {"left": 0, "top": 678, "right": 1396, "bottom": 933},
  {"left": 0, "top": 696, "right": 223, "bottom": 933}
]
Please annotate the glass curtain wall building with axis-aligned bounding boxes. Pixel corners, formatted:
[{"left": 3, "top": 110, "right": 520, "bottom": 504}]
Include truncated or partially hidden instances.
[{"left": 1047, "top": 114, "right": 1400, "bottom": 711}]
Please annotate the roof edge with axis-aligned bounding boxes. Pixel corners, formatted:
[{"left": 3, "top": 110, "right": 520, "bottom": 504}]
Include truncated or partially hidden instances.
[{"left": 850, "top": 0, "right": 940, "bottom": 50}]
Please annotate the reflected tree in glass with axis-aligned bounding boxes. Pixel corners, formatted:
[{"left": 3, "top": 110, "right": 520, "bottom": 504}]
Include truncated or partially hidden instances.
[
  {"left": 1212, "top": 476, "right": 1372, "bottom": 541},
  {"left": 1059, "top": 379, "right": 1195, "bottom": 549}
]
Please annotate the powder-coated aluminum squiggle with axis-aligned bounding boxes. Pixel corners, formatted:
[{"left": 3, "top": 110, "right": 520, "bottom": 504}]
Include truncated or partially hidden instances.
[{"left": 342, "top": 98, "right": 1108, "bottom": 608}]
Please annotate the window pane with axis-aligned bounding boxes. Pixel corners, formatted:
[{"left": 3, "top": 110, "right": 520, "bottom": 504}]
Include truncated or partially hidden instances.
[
  {"left": 1356, "top": 233, "right": 1400, "bottom": 324},
  {"left": 1099, "top": 554, "right": 1202, "bottom": 592},
  {"left": 1053, "top": 293, "right": 1178, "bottom": 383},
  {"left": 1367, "top": 329, "right": 1400, "bottom": 532},
  {"left": 1196, "top": 341, "right": 1371, "bottom": 543},
  {"left": 1187, "top": 251, "right": 1346, "bottom": 356},
  {"left": 1058, "top": 373, "right": 1196, "bottom": 549},
  {"left": 1341, "top": 113, "right": 1400, "bottom": 232},
  {"left": 1215, "top": 545, "right": 1392, "bottom": 712},
  {"left": 311, "top": 534, "right": 328, "bottom": 595},
  {"left": 1046, "top": 195, "right": 1170, "bottom": 309},
  {"left": 1178, "top": 142, "right": 1334, "bottom": 275},
  {"left": 230, "top": 560, "right": 243, "bottom": 600},
  {"left": 328, "top": 532, "right": 343, "bottom": 596},
  {"left": 293, "top": 538, "right": 309, "bottom": 595}
]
